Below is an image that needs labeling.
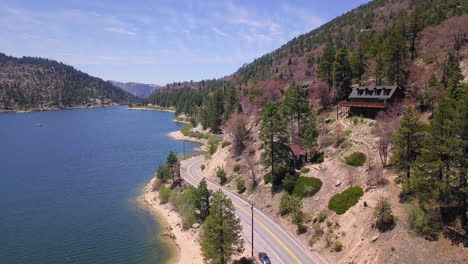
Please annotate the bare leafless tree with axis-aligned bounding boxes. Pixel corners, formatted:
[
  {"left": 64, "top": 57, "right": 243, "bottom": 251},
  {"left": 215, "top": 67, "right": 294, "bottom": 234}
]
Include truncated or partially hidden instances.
[
  {"left": 333, "top": 123, "right": 344, "bottom": 147},
  {"left": 171, "top": 161, "right": 182, "bottom": 188},
  {"left": 367, "top": 166, "right": 386, "bottom": 186},
  {"left": 245, "top": 145, "right": 259, "bottom": 187},
  {"left": 226, "top": 113, "right": 250, "bottom": 156},
  {"left": 376, "top": 111, "right": 399, "bottom": 167}
]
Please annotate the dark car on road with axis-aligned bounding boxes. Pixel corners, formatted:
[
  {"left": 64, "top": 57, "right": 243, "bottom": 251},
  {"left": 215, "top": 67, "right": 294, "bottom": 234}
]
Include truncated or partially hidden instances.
[{"left": 258, "top": 252, "right": 271, "bottom": 264}]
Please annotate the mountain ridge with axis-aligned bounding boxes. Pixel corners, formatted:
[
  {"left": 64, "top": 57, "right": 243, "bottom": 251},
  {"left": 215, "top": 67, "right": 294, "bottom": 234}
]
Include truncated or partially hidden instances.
[
  {"left": 108, "top": 80, "right": 161, "bottom": 99},
  {"left": 0, "top": 53, "right": 136, "bottom": 112}
]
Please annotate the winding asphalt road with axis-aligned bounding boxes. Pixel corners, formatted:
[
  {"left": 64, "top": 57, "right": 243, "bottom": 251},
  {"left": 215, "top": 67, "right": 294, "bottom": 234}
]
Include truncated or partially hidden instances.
[{"left": 181, "top": 156, "right": 321, "bottom": 264}]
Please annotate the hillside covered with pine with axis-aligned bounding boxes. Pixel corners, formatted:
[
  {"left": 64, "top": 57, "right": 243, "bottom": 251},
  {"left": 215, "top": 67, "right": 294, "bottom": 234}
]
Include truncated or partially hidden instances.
[
  {"left": 0, "top": 53, "right": 136, "bottom": 112},
  {"left": 146, "top": 0, "right": 467, "bottom": 262}
]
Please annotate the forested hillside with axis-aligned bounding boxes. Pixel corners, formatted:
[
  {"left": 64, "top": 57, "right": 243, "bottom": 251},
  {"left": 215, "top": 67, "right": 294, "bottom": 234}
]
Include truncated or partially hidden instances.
[
  {"left": 147, "top": 0, "right": 468, "bottom": 255},
  {"left": 0, "top": 53, "right": 136, "bottom": 111},
  {"left": 148, "top": 0, "right": 467, "bottom": 132}
]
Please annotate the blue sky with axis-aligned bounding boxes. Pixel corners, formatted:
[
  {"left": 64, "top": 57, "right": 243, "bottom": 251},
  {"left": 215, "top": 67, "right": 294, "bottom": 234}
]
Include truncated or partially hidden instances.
[{"left": 0, "top": 0, "right": 370, "bottom": 85}]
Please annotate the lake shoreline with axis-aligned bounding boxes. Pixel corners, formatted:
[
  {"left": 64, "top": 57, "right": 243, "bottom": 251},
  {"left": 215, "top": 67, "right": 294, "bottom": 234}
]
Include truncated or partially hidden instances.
[
  {"left": 141, "top": 121, "right": 207, "bottom": 264},
  {"left": 0, "top": 103, "right": 121, "bottom": 113},
  {"left": 142, "top": 178, "right": 204, "bottom": 264},
  {"left": 127, "top": 107, "right": 175, "bottom": 113}
]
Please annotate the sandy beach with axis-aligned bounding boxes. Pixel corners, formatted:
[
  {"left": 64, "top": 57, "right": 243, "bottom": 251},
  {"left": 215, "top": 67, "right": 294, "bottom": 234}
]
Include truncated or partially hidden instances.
[
  {"left": 142, "top": 178, "right": 204, "bottom": 264},
  {"left": 167, "top": 130, "right": 207, "bottom": 144},
  {"left": 127, "top": 107, "right": 175, "bottom": 112}
]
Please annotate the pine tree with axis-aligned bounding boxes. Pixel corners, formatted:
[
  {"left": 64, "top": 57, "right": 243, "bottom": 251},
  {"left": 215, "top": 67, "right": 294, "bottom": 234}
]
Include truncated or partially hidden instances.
[
  {"left": 382, "top": 24, "right": 407, "bottom": 85},
  {"left": 318, "top": 43, "right": 336, "bottom": 87},
  {"left": 413, "top": 82, "right": 468, "bottom": 234},
  {"left": 201, "top": 190, "right": 244, "bottom": 264},
  {"left": 350, "top": 46, "right": 366, "bottom": 82},
  {"left": 392, "top": 108, "right": 425, "bottom": 183},
  {"left": 166, "top": 151, "right": 178, "bottom": 167},
  {"left": 281, "top": 83, "right": 310, "bottom": 143},
  {"left": 260, "top": 101, "right": 289, "bottom": 179},
  {"left": 333, "top": 47, "right": 352, "bottom": 99},
  {"left": 223, "top": 84, "right": 237, "bottom": 121},
  {"left": 197, "top": 179, "right": 211, "bottom": 221},
  {"left": 302, "top": 114, "right": 318, "bottom": 157},
  {"left": 408, "top": 9, "right": 423, "bottom": 61}
]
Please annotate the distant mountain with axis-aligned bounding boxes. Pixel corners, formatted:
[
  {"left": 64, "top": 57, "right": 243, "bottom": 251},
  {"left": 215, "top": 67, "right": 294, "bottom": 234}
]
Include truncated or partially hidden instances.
[
  {"left": 108, "top": 81, "right": 161, "bottom": 98},
  {"left": 0, "top": 53, "right": 136, "bottom": 112}
]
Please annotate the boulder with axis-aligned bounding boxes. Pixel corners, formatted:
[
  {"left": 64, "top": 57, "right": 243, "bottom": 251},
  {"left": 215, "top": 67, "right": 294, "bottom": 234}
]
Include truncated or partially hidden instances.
[
  {"left": 192, "top": 223, "right": 200, "bottom": 229},
  {"left": 335, "top": 180, "right": 342, "bottom": 187}
]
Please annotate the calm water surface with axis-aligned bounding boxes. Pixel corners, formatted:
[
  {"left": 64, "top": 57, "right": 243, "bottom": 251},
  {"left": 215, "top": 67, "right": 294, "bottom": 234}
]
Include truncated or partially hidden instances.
[{"left": 0, "top": 106, "right": 199, "bottom": 264}]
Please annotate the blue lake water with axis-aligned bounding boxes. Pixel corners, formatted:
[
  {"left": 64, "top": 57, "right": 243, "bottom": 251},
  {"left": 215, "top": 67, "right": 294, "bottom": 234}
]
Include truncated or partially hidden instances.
[{"left": 0, "top": 106, "right": 199, "bottom": 264}]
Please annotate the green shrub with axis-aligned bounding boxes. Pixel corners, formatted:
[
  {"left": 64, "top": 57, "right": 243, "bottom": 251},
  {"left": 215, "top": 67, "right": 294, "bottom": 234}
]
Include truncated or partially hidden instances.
[
  {"left": 216, "top": 167, "right": 227, "bottom": 185},
  {"left": 156, "top": 163, "right": 171, "bottom": 182},
  {"left": 272, "top": 166, "right": 290, "bottom": 187},
  {"left": 158, "top": 185, "right": 171, "bottom": 204},
  {"left": 310, "top": 152, "right": 325, "bottom": 164},
  {"left": 328, "top": 186, "right": 364, "bottom": 214},
  {"left": 309, "top": 224, "right": 324, "bottom": 245},
  {"left": 333, "top": 241, "right": 343, "bottom": 252},
  {"left": 351, "top": 116, "right": 359, "bottom": 125},
  {"left": 408, "top": 207, "right": 441, "bottom": 240},
  {"left": 293, "top": 177, "right": 323, "bottom": 198},
  {"left": 208, "top": 142, "right": 218, "bottom": 155},
  {"left": 200, "top": 164, "right": 205, "bottom": 171},
  {"left": 221, "top": 141, "right": 231, "bottom": 148},
  {"left": 282, "top": 174, "right": 297, "bottom": 193},
  {"left": 344, "top": 130, "right": 352, "bottom": 137},
  {"left": 373, "top": 199, "right": 396, "bottom": 232},
  {"left": 236, "top": 178, "right": 246, "bottom": 193},
  {"left": 300, "top": 167, "right": 310, "bottom": 173},
  {"left": 233, "top": 257, "right": 255, "bottom": 264},
  {"left": 279, "top": 193, "right": 302, "bottom": 216},
  {"left": 233, "top": 164, "right": 241, "bottom": 173},
  {"left": 345, "top": 152, "right": 366, "bottom": 167},
  {"left": 263, "top": 172, "right": 272, "bottom": 184},
  {"left": 169, "top": 187, "right": 199, "bottom": 229},
  {"left": 317, "top": 211, "right": 328, "bottom": 223}
]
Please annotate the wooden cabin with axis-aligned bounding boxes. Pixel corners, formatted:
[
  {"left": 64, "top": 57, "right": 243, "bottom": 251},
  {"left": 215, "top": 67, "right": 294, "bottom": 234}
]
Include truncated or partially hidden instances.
[
  {"left": 290, "top": 144, "right": 307, "bottom": 169},
  {"left": 338, "top": 86, "right": 403, "bottom": 118}
]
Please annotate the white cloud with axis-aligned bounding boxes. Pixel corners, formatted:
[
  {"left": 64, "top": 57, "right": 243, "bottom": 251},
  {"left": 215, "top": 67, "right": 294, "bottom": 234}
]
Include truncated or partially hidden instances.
[
  {"left": 104, "top": 27, "right": 136, "bottom": 36},
  {"left": 211, "top": 26, "right": 227, "bottom": 37}
]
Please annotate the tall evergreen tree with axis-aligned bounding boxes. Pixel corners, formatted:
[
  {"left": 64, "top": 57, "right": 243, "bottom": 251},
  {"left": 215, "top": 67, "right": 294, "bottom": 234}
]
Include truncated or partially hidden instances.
[
  {"left": 413, "top": 82, "right": 468, "bottom": 234},
  {"left": 281, "top": 83, "right": 310, "bottom": 143},
  {"left": 392, "top": 108, "right": 425, "bottom": 183},
  {"left": 382, "top": 24, "right": 407, "bottom": 85},
  {"left": 350, "top": 46, "right": 366, "bottom": 82},
  {"left": 318, "top": 43, "right": 336, "bottom": 87},
  {"left": 408, "top": 9, "right": 423, "bottom": 61},
  {"left": 260, "top": 101, "right": 289, "bottom": 178},
  {"left": 197, "top": 179, "right": 211, "bottom": 221},
  {"left": 201, "top": 190, "right": 244, "bottom": 264},
  {"left": 333, "top": 47, "right": 352, "bottom": 99},
  {"left": 302, "top": 114, "right": 318, "bottom": 157}
]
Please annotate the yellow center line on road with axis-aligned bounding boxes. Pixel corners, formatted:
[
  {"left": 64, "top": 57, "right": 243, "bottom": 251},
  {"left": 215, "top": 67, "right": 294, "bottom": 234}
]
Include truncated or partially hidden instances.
[{"left": 185, "top": 157, "right": 304, "bottom": 264}]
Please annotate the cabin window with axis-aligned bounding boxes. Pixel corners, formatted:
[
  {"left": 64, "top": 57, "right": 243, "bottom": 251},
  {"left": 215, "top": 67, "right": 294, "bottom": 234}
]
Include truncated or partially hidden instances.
[
  {"left": 375, "top": 89, "right": 382, "bottom": 95},
  {"left": 357, "top": 89, "right": 364, "bottom": 95},
  {"left": 384, "top": 89, "right": 390, "bottom": 95}
]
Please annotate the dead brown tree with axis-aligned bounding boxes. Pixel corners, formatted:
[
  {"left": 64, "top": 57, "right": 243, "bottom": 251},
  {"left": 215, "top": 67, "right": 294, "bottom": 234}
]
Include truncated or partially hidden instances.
[
  {"left": 226, "top": 113, "right": 250, "bottom": 156},
  {"left": 245, "top": 145, "right": 259, "bottom": 187}
]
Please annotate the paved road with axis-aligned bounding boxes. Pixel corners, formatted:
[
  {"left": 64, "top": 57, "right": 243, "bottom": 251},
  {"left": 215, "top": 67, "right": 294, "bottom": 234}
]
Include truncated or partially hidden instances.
[{"left": 181, "top": 156, "right": 321, "bottom": 264}]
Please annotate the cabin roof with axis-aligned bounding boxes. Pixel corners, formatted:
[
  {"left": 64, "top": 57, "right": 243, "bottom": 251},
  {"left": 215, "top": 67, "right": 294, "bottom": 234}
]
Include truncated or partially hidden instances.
[
  {"left": 290, "top": 144, "right": 306, "bottom": 156},
  {"left": 348, "top": 85, "right": 399, "bottom": 100}
]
